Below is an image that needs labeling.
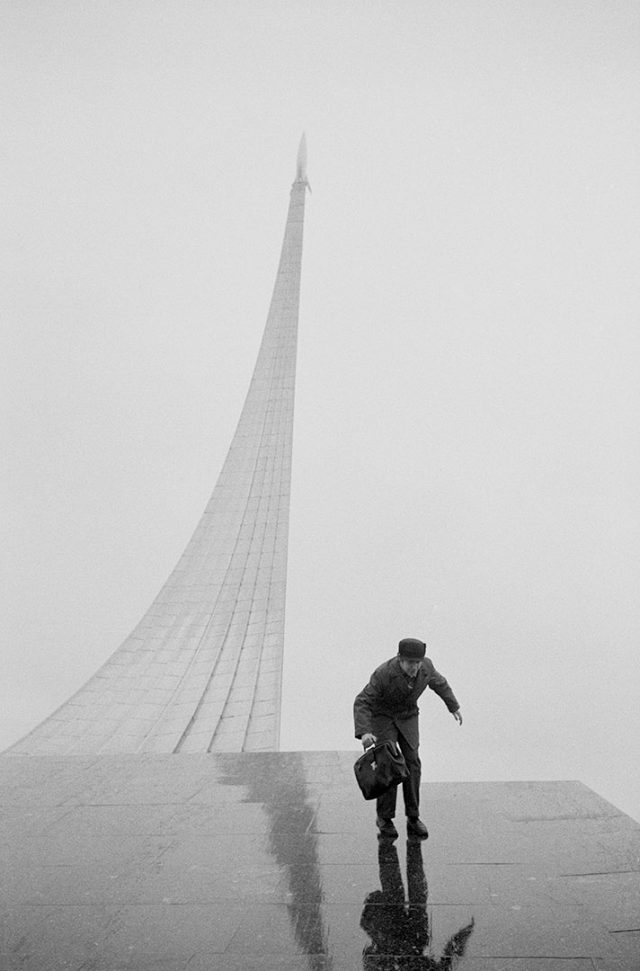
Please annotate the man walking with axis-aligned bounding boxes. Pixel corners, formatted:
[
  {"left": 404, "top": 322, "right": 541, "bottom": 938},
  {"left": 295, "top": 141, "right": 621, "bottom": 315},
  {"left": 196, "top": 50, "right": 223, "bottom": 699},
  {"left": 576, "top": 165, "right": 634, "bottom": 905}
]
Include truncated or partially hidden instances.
[{"left": 354, "top": 638, "right": 462, "bottom": 839}]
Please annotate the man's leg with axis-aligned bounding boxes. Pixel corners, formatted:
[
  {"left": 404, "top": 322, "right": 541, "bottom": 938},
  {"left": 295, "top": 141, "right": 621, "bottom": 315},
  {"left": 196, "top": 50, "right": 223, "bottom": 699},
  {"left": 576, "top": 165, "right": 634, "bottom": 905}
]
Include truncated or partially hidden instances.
[
  {"left": 396, "top": 729, "right": 428, "bottom": 837},
  {"left": 396, "top": 732, "right": 421, "bottom": 819},
  {"left": 376, "top": 779, "right": 398, "bottom": 822},
  {"left": 374, "top": 723, "right": 399, "bottom": 837}
]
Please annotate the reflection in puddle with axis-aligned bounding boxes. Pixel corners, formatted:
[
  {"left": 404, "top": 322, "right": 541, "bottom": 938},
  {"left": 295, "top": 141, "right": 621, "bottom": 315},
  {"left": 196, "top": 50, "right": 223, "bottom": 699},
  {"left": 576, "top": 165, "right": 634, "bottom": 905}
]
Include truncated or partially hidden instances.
[
  {"left": 218, "top": 752, "right": 333, "bottom": 970},
  {"left": 361, "top": 838, "right": 475, "bottom": 969},
  {"left": 218, "top": 753, "right": 473, "bottom": 969}
]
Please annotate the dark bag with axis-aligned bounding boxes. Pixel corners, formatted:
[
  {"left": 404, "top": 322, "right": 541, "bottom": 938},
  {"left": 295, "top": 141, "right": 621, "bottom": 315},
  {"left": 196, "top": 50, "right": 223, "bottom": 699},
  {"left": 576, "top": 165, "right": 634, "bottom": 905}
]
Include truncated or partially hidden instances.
[{"left": 354, "top": 739, "right": 409, "bottom": 800}]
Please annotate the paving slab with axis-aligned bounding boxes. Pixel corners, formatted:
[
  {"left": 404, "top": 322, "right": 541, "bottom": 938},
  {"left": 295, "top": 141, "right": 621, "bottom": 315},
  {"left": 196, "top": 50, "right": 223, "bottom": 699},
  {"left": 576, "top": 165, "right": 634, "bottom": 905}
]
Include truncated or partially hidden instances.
[{"left": 1, "top": 752, "right": 639, "bottom": 970}]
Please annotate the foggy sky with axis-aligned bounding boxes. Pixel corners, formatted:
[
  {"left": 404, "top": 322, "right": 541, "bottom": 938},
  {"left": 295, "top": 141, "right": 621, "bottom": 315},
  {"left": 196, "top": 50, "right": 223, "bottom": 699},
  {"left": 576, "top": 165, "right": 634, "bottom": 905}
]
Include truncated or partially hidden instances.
[{"left": 2, "top": 1, "right": 639, "bottom": 820}]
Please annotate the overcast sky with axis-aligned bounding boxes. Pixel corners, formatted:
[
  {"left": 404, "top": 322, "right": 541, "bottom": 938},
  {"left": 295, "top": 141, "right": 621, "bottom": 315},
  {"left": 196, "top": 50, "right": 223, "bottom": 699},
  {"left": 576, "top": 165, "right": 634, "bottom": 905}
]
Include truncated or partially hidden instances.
[{"left": 2, "top": 1, "right": 639, "bottom": 820}]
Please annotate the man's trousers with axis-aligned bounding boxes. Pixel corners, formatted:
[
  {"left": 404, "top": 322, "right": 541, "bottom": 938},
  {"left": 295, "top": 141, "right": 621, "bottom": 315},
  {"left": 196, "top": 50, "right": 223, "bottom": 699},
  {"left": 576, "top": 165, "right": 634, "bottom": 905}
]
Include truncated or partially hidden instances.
[{"left": 374, "top": 721, "right": 421, "bottom": 820}]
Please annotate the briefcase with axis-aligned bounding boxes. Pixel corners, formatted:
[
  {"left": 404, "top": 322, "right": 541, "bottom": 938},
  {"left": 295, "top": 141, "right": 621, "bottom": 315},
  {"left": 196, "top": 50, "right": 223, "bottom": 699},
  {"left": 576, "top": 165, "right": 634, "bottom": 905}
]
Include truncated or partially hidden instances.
[{"left": 354, "top": 739, "right": 409, "bottom": 800}]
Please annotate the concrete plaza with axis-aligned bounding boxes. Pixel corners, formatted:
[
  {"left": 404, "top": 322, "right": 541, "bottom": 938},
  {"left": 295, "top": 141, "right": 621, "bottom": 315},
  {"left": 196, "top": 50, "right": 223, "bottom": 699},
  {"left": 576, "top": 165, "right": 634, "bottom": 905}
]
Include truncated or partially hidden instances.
[{"left": 1, "top": 752, "right": 639, "bottom": 970}]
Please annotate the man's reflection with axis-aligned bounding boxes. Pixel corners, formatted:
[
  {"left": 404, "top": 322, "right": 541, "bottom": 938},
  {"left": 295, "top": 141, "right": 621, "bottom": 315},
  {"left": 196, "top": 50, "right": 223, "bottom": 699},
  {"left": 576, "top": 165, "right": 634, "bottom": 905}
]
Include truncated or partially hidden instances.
[{"left": 360, "top": 838, "right": 474, "bottom": 969}]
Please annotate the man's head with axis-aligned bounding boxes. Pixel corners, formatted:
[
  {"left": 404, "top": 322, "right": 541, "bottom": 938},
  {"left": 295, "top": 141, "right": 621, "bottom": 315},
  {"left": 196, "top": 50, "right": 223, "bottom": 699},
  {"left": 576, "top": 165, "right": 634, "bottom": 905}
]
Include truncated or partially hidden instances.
[{"left": 397, "top": 637, "right": 426, "bottom": 676}]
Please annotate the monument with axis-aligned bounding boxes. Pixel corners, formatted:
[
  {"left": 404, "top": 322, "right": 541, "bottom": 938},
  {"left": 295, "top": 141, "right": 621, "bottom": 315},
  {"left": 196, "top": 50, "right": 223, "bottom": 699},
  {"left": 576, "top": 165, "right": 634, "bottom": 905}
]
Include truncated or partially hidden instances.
[
  {"left": 8, "top": 137, "right": 310, "bottom": 756},
  {"left": 3, "top": 141, "right": 639, "bottom": 970}
]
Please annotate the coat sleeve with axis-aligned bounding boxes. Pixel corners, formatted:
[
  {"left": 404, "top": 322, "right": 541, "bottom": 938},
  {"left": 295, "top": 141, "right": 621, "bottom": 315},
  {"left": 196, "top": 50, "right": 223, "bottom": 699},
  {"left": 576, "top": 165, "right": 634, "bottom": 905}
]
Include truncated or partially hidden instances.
[
  {"left": 353, "top": 669, "right": 383, "bottom": 738},
  {"left": 427, "top": 666, "right": 460, "bottom": 713}
]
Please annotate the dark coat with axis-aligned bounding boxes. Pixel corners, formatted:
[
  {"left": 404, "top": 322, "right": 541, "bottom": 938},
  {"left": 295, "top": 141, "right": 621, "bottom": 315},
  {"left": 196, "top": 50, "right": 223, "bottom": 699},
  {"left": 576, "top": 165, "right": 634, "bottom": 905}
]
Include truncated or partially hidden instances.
[{"left": 354, "top": 656, "right": 459, "bottom": 749}]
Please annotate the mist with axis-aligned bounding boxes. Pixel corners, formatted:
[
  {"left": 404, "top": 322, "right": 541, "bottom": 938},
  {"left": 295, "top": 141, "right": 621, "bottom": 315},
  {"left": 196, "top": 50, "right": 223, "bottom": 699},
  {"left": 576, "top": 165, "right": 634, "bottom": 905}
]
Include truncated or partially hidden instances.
[{"left": 2, "top": 1, "right": 638, "bottom": 820}]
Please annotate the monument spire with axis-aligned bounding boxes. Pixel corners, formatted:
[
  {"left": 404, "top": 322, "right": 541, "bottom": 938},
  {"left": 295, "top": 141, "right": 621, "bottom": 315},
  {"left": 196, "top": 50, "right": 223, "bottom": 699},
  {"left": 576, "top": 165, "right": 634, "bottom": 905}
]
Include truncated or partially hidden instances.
[
  {"left": 10, "top": 139, "right": 309, "bottom": 755},
  {"left": 296, "top": 132, "right": 309, "bottom": 186}
]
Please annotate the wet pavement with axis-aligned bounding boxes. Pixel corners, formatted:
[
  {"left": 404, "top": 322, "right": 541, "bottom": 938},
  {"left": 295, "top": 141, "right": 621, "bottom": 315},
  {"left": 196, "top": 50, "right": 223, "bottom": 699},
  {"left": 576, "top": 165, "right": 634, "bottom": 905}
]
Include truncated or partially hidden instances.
[{"left": 1, "top": 751, "right": 639, "bottom": 969}]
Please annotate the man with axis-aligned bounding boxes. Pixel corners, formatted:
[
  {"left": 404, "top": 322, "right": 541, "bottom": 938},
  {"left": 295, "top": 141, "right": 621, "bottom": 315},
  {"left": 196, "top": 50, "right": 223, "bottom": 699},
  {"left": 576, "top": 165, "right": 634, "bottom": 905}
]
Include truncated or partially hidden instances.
[{"left": 354, "top": 637, "right": 462, "bottom": 839}]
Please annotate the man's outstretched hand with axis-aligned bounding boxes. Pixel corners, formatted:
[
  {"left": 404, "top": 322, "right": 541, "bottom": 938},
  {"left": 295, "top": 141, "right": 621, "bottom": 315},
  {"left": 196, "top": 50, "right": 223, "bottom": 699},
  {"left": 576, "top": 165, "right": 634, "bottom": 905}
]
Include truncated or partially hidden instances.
[
  {"left": 452, "top": 709, "right": 463, "bottom": 725},
  {"left": 361, "top": 733, "right": 377, "bottom": 748}
]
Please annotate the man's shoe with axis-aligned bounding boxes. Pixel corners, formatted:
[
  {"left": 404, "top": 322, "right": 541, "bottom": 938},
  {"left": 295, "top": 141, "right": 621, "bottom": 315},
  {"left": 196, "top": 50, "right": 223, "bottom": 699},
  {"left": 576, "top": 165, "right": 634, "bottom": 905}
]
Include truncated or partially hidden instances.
[
  {"left": 407, "top": 817, "right": 429, "bottom": 839},
  {"left": 376, "top": 817, "right": 398, "bottom": 839}
]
